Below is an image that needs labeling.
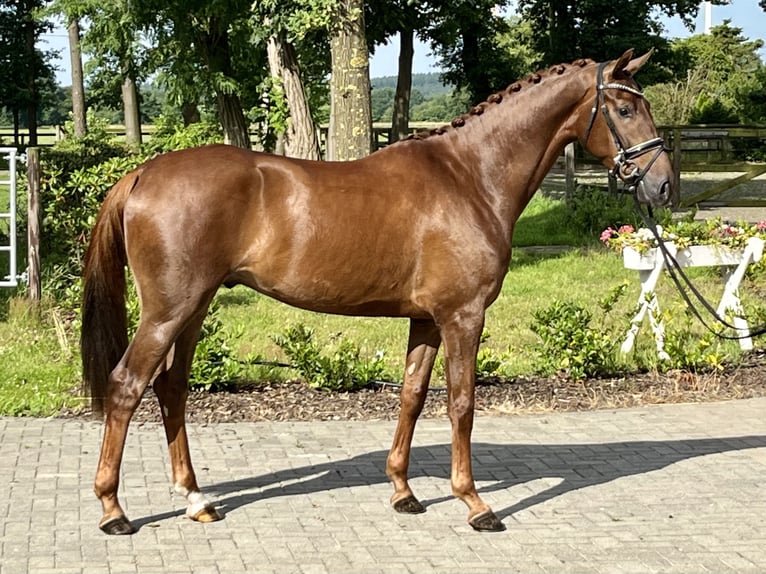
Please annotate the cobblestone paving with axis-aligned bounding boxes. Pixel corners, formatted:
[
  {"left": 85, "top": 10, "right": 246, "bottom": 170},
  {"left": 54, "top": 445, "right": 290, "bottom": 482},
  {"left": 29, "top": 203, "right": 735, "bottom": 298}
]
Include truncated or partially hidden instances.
[{"left": 1, "top": 398, "right": 766, "bottom": 573}]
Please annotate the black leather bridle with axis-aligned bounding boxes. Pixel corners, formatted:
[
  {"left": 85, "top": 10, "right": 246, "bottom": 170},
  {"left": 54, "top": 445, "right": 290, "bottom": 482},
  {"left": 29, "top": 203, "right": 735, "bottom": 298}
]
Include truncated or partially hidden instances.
[{"left": 583, "top": 61, "right": 667, "bottom": 195}]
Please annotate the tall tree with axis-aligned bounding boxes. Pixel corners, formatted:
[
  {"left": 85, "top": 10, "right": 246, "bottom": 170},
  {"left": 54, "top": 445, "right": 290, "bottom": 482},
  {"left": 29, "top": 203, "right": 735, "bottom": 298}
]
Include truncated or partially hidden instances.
[
  {"left": 80, "top": 0, "right": 145, "bottom": 147},
  {"left": 195, "top": 13, "right": 251, "bottom": 148},
  {"left": 67, "top": 16, "right": 87, "bottom": 136},
  {"left": 138, "top": 0, "right": 258, "bottom": 148},
  {"left": 0, "top": 0, "right": 56, "bottom": 145},
  {"left": 672, "top": 21, "right": 766, "bottom": 123},
  {"left": 425, "top": 1, "right": 527, "bottom": 104},
  {"left": 516, "top": 0, "right": 730, "bottom": 82},
  {"left": 266, "top": 32, "right": 321, "bottom": 159},
  {"left": 49, "top": 0, "right": 89, "bottom": 135},
  {"left": 253, "top": 3, "right": 324, "bottom": 159},
  {"left": 328, "top": 0, "right": 372, "bottom": 160}
]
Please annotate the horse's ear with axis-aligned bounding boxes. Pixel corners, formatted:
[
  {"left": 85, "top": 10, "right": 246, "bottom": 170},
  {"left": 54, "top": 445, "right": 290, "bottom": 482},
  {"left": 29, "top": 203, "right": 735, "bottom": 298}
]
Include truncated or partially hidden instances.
[{"left": 613, "top": 48, "right": 653, "bottom": 79}]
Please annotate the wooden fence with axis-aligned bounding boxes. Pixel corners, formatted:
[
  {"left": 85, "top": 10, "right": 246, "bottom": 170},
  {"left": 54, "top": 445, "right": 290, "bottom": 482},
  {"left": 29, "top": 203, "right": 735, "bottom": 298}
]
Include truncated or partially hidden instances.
[{"left": 4, "top": 122, "right": 765, "bottom": 205}]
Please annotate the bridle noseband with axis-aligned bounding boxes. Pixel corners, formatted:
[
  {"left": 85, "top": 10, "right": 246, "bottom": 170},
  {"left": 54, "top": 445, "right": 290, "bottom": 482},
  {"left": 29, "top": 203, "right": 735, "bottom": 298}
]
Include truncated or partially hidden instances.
[{"left": 583, "top": 61, "right": 667, "bottom": 194}]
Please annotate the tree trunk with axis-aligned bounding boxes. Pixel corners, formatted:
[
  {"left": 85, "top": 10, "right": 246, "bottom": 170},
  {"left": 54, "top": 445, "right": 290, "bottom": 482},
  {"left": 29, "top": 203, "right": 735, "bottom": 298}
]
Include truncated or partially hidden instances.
[
  {"left": 181, "top": 101, "right": 200, "bottom": 126},
  {"left": 68, "top": 17, "right": 87, "bottom": 137},
  {"left": 121, "top": 69, "right": 142, "bottom": 148},
  {"left": 328, "top": 0, "right": 372, "bottom": 161},
  {"left": 392, "top": 28, "right": 414, "bottom": 143},
  {"left": 23, "top": 2, "right": 37, "bottom": 146},
  {"left": 460, "top": 20, "right": 490, "bottom": 103},
  {"left": 217, "top": 91, "right": 251, "bottom": 149},
  {"left": 267, "top": 32, "right": 321, "bottom": 160},
  {"left": 197, "top": 18, "right": 251, "bottom": 149}
]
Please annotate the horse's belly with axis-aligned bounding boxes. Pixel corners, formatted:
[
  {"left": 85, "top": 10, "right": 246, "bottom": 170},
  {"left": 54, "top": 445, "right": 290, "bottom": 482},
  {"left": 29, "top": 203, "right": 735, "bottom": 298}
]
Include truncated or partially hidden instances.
[{"left": 233, "top": 268, "right": 422, "bottom": 318}]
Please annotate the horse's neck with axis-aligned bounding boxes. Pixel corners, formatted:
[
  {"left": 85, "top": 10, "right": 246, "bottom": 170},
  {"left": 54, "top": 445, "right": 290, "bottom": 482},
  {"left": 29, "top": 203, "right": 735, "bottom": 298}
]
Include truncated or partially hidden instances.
[{"left": 460, "top": 73, "right": 589, "bottom": 240}]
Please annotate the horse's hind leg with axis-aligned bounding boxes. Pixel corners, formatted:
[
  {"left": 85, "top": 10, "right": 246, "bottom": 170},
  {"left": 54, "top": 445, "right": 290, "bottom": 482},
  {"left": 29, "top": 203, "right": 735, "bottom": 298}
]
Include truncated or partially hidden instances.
[
  {"left": 153, "top": 310, "right": 221, "bottom": 524},
  {"left": 94, "top": 292, "right": 214, "bottom": 535},
  {"left": 94, "top": 320, "right": 180, "bottom": 534},
  {"left": 386, "top": 318, "right": 441, "bottom": 514}
]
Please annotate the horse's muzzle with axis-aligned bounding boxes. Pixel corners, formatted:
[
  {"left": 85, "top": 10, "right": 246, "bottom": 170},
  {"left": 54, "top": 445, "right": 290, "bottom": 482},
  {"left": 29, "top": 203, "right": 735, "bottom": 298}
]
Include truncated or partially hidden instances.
[{"left": 636, "top": 177, "right": 676, "bottom": 208}]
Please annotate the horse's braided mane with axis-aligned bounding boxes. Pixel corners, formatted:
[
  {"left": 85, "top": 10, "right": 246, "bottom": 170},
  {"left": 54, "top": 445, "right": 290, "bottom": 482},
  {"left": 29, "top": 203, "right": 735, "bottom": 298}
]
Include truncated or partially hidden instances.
[{"left": 404, "top": 57, "right": 596, "bottom": 142}]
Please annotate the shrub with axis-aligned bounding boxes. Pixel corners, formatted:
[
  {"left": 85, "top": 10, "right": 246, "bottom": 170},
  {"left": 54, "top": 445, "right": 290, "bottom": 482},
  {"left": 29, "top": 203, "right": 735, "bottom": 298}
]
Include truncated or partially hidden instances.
[
  {"left": 530, "top": 284, "right": 628, "bottom": 379},
  {"left": 566, "top": 185, "right": 672, "bottom": 240},
  {"left": 143, "top": 116, "right": 223, "bottom": 154},
  {"left": 274, "top": 324, "right": 388, "bottom": 391},
  {"left": 189, "top": 301, "right": 252, "bottom": 391},
  {"left": 660, "top": 306, "right": 728, "bottom": 372}
]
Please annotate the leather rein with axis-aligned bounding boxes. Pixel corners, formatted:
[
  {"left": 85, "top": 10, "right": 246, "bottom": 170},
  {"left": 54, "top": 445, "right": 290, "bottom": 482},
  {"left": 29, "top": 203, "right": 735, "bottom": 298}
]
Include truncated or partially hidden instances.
[{"left": 584, "top": 61, "right": 766, "bottom": 342}]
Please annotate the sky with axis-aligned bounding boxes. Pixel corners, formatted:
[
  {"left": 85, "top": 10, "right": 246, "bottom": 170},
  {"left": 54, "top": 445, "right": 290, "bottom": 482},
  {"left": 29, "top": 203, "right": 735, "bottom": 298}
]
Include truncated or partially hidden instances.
[
  {"left": 368, "top": 1, "right": 766, "bottom": 77},
  {"left": 41, "top": 1, "right": 766, "bottom": 86}
]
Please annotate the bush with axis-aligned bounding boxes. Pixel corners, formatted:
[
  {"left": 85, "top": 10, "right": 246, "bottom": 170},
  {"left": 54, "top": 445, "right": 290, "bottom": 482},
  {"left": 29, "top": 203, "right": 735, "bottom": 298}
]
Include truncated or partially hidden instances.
[
  {"left": 660, "top": 306, "right": 728, "bottom": 372},
  {"left": 40, "top": 153, "right": 146, "bottom": 293},
  {"left": 144, "top": 116, "right": 223, "bottom": 154},
  {"left": 530, "top": 283, "right": 629, "bottom": 379},
  {"left": 189, "top": 301, "right": 252, "bottom": 391},
  {"left": 274, "top": 324, "right": 388, "bottom": 391},
  {"left": 566, "top": 185, "right": 672, "bottom": 240}
]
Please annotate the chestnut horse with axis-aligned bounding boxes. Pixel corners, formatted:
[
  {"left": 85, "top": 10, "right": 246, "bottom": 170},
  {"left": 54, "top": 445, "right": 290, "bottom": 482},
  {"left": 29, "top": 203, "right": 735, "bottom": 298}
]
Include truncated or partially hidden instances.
[{"left": 81, "top": 50, "right": 676, "bottom": 535}]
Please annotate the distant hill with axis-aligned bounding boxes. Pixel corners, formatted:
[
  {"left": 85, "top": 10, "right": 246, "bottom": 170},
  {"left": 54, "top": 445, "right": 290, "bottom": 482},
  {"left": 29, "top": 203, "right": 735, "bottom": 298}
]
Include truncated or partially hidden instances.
[{"left": 371, "top": 73, "right": 452, "bottom": 99}]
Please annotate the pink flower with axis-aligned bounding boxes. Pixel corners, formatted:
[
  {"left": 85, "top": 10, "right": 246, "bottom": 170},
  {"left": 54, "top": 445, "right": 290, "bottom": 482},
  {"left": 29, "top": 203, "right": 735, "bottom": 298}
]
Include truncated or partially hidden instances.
[
  {"left": 757, "top": 221, "right": 766, "bottom": 231},
  {"left": 600, "top": 227, "right": 614, "bottom": 244},
  {"left": 618, "top": 224, "right": 635, "bottom": 234}
]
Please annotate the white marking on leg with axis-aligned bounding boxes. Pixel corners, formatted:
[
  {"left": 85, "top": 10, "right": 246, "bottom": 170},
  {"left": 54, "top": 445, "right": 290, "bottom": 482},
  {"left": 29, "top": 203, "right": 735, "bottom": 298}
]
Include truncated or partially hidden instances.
[
  {"left": 407, "top": 362, "right": 417, "bottom": 376},
  {"left": 185, "top": 490, "right": 212, "bottom": 518},
  {"left": 175, "top": 483, "right": 212, "bottom": 517}
]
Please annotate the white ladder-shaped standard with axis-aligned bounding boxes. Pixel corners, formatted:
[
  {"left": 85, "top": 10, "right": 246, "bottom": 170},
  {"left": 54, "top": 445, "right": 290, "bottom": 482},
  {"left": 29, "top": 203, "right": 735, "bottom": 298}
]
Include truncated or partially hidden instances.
[
  {"left": 0, "top": 147, "right": 18, "bottom": 287},
  {"left": 621, "top": 235, "right": 765, "bottom": 360}
]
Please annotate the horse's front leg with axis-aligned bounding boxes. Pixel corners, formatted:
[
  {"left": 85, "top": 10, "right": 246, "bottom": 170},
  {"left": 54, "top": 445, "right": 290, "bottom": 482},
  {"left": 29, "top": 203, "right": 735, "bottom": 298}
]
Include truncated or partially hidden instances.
[
  {"left": 441, "top": 312, "right": 505, "bottom": 532},
  {"left": 387, "top": 318, "right": 441, "bottom": 513}
]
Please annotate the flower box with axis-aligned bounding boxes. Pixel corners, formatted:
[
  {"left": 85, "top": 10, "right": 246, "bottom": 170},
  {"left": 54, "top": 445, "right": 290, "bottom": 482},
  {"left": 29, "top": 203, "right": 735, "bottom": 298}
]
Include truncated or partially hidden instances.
[
  {"left": 623, "top": 241, "right": 764, "bottom": 271},
  {"left": 618, "top": 235, "right": 764, "bottom": 358}
]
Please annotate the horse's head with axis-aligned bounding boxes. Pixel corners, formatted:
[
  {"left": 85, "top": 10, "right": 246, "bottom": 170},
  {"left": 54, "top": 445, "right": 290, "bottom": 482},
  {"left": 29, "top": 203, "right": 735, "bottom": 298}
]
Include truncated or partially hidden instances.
[{"left": 579, "top": 49, "right": 677, "bottom": 208}]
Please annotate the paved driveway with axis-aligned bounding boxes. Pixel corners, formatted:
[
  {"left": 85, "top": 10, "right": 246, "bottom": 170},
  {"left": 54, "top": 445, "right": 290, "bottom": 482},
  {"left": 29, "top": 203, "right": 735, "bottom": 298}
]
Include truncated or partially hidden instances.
[{"left": 1, "top": 398, "right": 766, "bottom": 573}]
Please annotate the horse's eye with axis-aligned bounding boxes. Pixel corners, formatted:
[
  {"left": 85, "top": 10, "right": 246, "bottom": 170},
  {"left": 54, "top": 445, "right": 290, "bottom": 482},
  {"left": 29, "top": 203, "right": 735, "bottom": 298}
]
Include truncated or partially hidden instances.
[{"left": 618, "top": 106, "right": 631, "bottom": 118}]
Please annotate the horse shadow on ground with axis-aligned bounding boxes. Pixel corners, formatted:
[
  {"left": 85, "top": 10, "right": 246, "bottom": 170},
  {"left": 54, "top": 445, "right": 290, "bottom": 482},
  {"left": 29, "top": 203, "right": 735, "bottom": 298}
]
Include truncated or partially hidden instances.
[{"left": 131, "top": 435, "right": 766, "bottom": 531}]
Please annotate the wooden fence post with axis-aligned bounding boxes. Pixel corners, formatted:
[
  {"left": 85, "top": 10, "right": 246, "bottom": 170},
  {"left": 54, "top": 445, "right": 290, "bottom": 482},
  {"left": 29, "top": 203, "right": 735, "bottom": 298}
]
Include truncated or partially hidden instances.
[
  {"left": 672, "top": 128, "right": 682, "bottom": 198},
  {"left": 26, "top": 147, "right": 41, "bottom": 303}
]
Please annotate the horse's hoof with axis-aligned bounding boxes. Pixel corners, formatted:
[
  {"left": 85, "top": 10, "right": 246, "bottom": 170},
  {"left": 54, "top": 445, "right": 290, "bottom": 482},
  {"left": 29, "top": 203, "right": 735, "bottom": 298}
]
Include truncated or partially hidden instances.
[
  {"left": 99, "top": 515, "right": 135, "bottom": 535},
  {"left": 469, "top": 510, "right": 505, "bottom": 532},
  {"left": 189, "top": 505, "right": 223, "bottom": 523},
  {"left": 392, "top": 495, "right": 426, "bottom": 514}
]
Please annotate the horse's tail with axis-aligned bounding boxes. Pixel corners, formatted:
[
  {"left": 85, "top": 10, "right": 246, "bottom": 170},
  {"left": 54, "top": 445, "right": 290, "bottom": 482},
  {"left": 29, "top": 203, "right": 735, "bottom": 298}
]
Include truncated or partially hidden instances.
[{"left": 81, "top": 170, "right": 140, "bottom": 417}]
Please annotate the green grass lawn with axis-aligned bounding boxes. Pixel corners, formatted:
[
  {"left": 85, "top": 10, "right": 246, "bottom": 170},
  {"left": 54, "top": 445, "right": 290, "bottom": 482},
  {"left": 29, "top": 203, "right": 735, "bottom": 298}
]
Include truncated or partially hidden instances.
[{"left": 0, "top": 194, "right": 761, "bottom": 415}]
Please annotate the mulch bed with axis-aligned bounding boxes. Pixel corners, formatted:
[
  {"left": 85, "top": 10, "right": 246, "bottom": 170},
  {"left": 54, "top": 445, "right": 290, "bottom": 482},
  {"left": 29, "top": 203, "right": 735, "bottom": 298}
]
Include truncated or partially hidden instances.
[{"left": 63, "top": 350, "right": 766, "bottom": 424}]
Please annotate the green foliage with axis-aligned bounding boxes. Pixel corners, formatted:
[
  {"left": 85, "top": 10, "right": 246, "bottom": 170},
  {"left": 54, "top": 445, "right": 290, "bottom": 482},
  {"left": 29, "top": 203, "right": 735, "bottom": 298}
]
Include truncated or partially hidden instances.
[
  {"left": 517, "top": 0, "right": 701, "bottom": 83},
  {"left": 475, "top": 329, "right": 512, "bottom": 378},
  {"left": 689, "top": 96, "right": 739, "bottom": 125},
  {"left": 274, "top": 324, "right": 388, "bottom": 391},
  {"left": 144, "top": 115, "right": 223, "bottom": 153},
  {"left": 410, "top": 90, "right": 471, "bottom": 122},
  {"left": 40, "top": 151, "right": 144, "bottom": 288},
  {"left": 669, "top": 21, "right": 766, "bottom": 124},
  {"left": 660, "top": 306, "right": 728, "bottom": 372},
  {"left": 530, "top": 287, "right": 626, "bottom": 379},
  {"left": 565, "top": 185, "right": 671, "bottom": 240},
  {"left": 43, "top": 112, "right": 129, "bottom": 176},
  {"left": 189, "top": 301, "right": 251, "bottom": 391},
  {"left": 248, "top": 76, "right": 290, "bottom": 151}
]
